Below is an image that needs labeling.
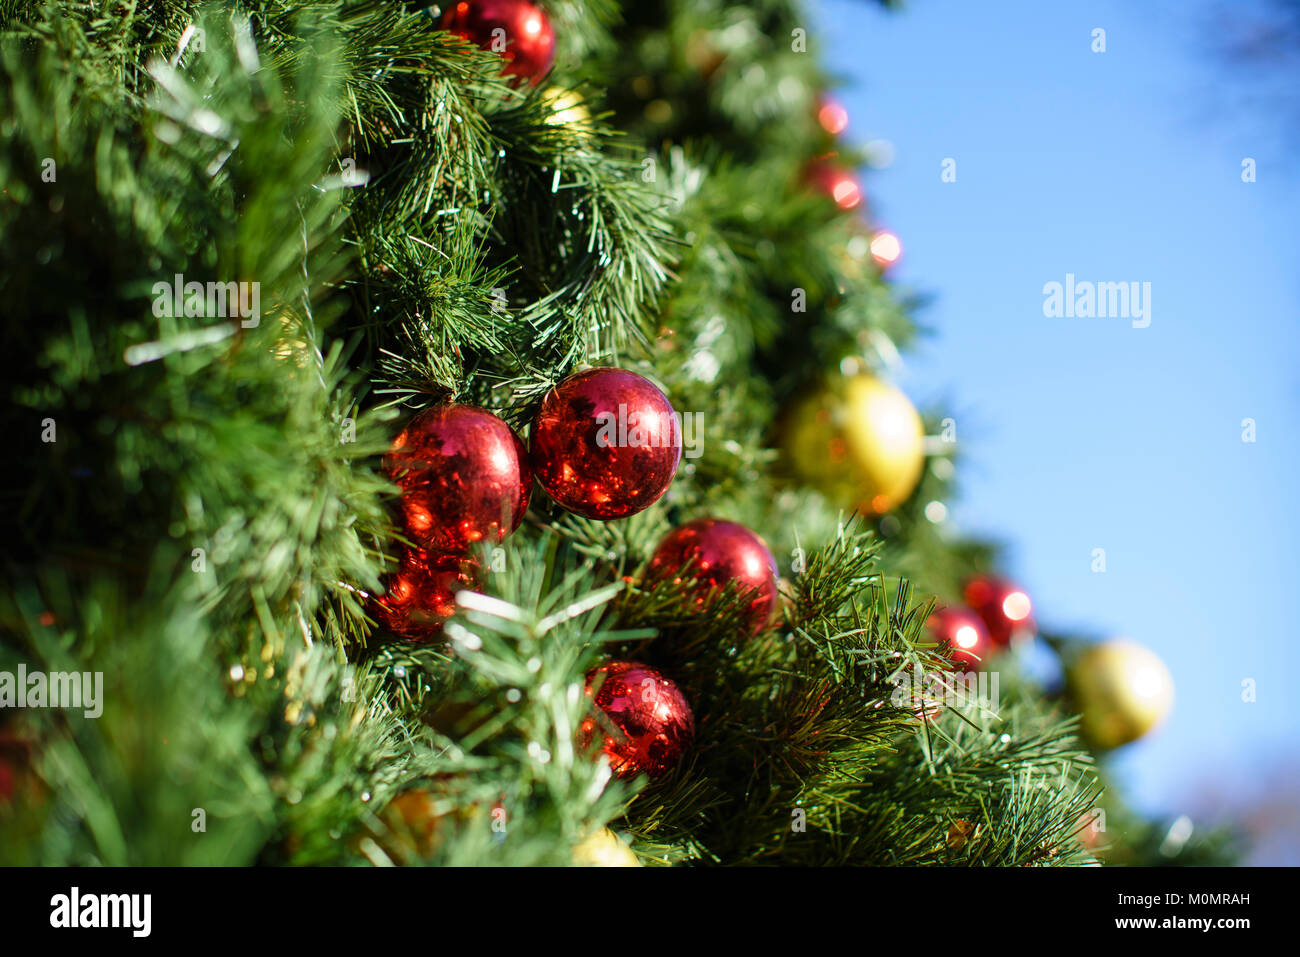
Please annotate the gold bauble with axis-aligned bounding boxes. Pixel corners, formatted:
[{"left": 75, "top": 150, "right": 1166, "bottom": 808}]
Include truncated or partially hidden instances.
[
  {"left": 784, "top": 373, "right": 925, "bottom": 514},
  {"left": 542, "top": 87, "right": 591, "bottom": 128},
  {"left": 372, "top": 788, "right": 446, "bottom": 861},
  {"left": 269, "top": 310, "right": 314, "bottom": 368},
  {"left": 572, "top": 827, "right": 640, "bottom": 867},
  {"left": 1069, "top": 640, "right": 1174, "bottom": 750}
]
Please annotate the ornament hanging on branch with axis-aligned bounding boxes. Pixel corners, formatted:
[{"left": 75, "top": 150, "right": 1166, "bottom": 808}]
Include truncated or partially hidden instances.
[
  {"left": 441, "top": 0, "right": 556, "bottom": 86},
  {"left": 783, "top": 373, "right": 926, "bottom": 515},
  {"left": 1068, "top": 639, "right": 1174, "bottom": 750},
  {"left": 963, "top": 575, "right": 1034, "bottom": 647},
  {"left": 571, "top": 827, "right": 640, "bottom": 867},
  {"left": 387, "top": 404, "right": 532, "bottom": 553},
  {"left": 582, "top": 661, "right": 694, "bottom": 779},
  {"left": 647, "top": 518, "right": 779, "bottom": 637},
  {"left": 804, "top": 155, "right": 863, "bottom": 211},
  {"left": 541, "top": 86, "right": 590, "bottom": 128},
  {"left": 531, "top": 368, "right": 681, "bottom": 520},
  {"left": 816, "top": 96, "right": 849, "bottom": 136},
  {"left": 927, "top": 605, "right": 993, "bottom": 671},
  {"left": 371, "top": 549, "right": 477, "bottom": 642},
  {"left": 376, "top": 788, "right": 446, "bottom": 860}
]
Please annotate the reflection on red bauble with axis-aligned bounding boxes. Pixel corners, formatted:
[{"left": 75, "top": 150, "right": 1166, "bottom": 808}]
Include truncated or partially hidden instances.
[
  {"left": 582, "top": 662, "right": 694, "bottom": 779},
  {"left": 372, "top": 549, "right": 477, "bottom": 642},
  {"left": 530, "top": 368, "right": 681, "bottom": 520},
  {"left": 963, "top": 576, "right": 1034, "bottom": 646},
  {"left": 387, "top": 404, "right": 531, "bottom": 552},
  {"left": 647, "top": 518, "right": 779, "bottom": 637},
  {"left": 441, "top": 0, "right": 556, "bottom": 86},
  {"left": 927, "top": 605, "right": 994, "bottom": 671},
  {"left": 816, "top": 97, "right": 849, "bottom": 135},
  {"left": 805, "top": 157, "right": 863, "bottom": 211},
  {"left": 869, "top": 229, "right": 903, "bottom": 269}
]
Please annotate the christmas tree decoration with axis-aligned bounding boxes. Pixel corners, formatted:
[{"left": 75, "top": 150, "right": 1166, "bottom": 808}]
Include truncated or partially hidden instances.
[
  {"left": 542, "top": 86, "right": 590, "bottom": 127},
  {"left": 783, "top": 373, "right": 926, "bottom": 515},
  {"left": 530, "top": 368, "right": 681, "bottom": 520},
  {"left": 572, "top": 827, "right": 640, "bottom": 867},
  {"left": 963, "top": 576, "right": 1035, "bottom": 646},
  {"left": 371, "top": 549, "right": 477, "bottom": 642},
  {"left": 1069, "top": 640, "right": 1174, "bottom": 750},
  {"left": 927, "top": 605, "right": 993, "bottom": 671},
  {"left": 582, "top": 661, "right": 694, "bottom": 779},
  {"left": 869, "top": 229, "right": 903, "bottom": 269},
  {"left": 805, "top": 156, "right": 863, "bottom": 211},
  {"left": 387, "top": 404, "right": 532, "bottom": 552},
  {"left": 378, "top": 788, "right": 445, "bottom": 860},
  {"left": 646, "top": 518, "right": 780, "bottom": 637},
  {"left": 269, "top": 311, "right": 315, "bottom": 367},
  {"left": 5, "top": 0, "right": 1242, "bottom": 875},
  {"left": 816, "top": 96, "right": 849, "bottom": 135},
  {"left": 441, "top": 0, "right": 556, "bottom": 86}
]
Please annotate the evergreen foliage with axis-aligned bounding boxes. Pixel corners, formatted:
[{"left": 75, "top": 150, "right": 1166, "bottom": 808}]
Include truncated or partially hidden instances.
[{"left": 0, "top": 0, "right": 1231, "bottom": 866}]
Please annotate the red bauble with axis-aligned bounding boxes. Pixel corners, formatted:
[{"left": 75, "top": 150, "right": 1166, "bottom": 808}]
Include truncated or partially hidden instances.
[
  {"left": 963, "top": 576, "right": 1035, "bottom": 647},
  {"left": 530, "top": 368, "right": 681, "bottom": 520},
  {"left": 582, "top": 662, "right": 694, "bottom": 779},
  {"left": 372, "top": 549, "right": 477, "bottom": 642},
  {"left": 816, "top": 96, "right": 849, "bottom": 136},
  {"left": 647, "top": 518, "right": 779, "bottom": 637},
  {"left": 927, "top": 605, "right": 994, "bottom": 671},
  {"left": 805, "top": 156, "right": 863, "bottom": 211},
  {"left": 441, "top": 0, "right": 556, "bottom": 86},
  {"left": 387, "top": 404, "right": 531, "bottom": 552}
]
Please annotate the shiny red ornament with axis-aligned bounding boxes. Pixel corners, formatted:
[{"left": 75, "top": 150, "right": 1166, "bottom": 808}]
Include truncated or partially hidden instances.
[
  {"left": 927, "top": 605, "right": 994, "bottom": 671},
  {"left": 372, "top": 549, "right": 477, "bottom": 642},
  {"left": 387, "top": 404, "right": 531, "bottom": 552},
  {"left": 530, "top": 368, "right": 681, "bottom": 520},
  {"left": 582, "top": 662, "right": 694, "bottom": 779},
  {"left": 963, "top": 576, "right": 1035, "bottom": 647},
  {"left": 441, "top": 0, "right": 556, "bottom": 86},
  {"left": 647, "top": 518, "right": 779, "bottom": 637},
  {"left": 805, "top": 156, "right": 863, "bottom": 211}
]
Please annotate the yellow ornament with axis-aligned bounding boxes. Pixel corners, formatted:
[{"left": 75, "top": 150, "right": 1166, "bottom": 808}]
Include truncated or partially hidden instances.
[
  {"left": 269, "top": 310, "right": 314, "bottom": 368},
  {"left": 784, "top": 373, "right": 925, "bottom": 514},
  {"left": 542, "top": 87, "right": 591, "bottom": 128},
  {"left": 572, "top": 827, "right": 640, "bottom": 867},
  {"left": 1069, "top": 640, "right": 1174, "bottom": 750}
]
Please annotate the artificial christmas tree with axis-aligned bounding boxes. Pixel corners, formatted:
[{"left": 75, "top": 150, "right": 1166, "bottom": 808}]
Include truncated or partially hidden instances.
[{"left": 0, "top": 0, "right": 1234, "bottom": 871}]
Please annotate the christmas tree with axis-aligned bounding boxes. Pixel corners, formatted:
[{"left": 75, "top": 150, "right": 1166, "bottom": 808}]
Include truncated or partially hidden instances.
[{"left": 0, "top": 0, "right": 1235, "bottom": 867}]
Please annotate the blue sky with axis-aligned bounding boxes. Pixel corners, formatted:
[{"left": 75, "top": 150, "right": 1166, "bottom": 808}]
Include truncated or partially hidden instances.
[{"left": 814, "top": 0, "right": 1300, "bottom": 849}]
